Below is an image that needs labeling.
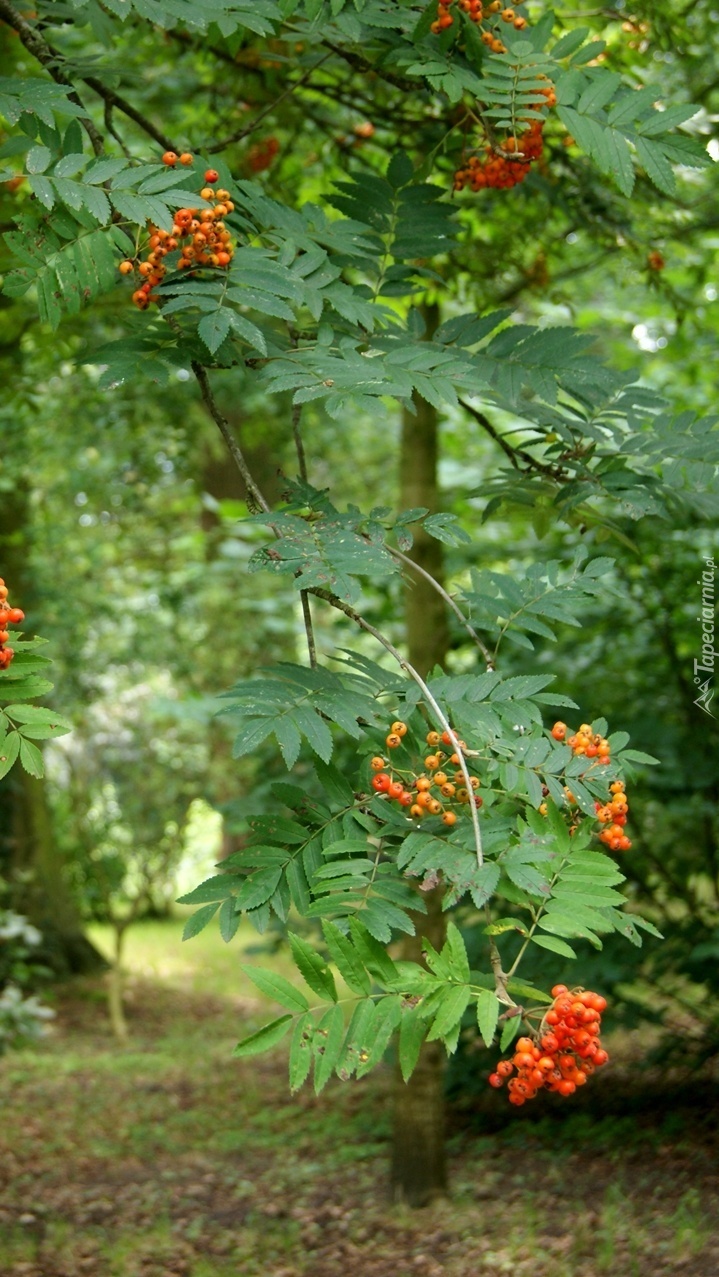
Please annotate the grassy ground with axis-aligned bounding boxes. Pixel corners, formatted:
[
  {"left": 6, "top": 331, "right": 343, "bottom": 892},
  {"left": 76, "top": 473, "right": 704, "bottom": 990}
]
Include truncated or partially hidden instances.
[{"left": 0, "top": 919, "right": 717, "bottom": 1277}]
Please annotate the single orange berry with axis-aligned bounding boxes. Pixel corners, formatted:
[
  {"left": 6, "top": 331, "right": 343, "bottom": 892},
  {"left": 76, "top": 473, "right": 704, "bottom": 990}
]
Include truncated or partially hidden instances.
[
  {"left": 162, "top": 151, "right": 178, "bottom": 166},
  {"left": 426, "top": 731, "right": 441, "bottom": 746},
  {"left": 442, "top": 811, "right": 457, "bottom": 826},
  {"left": 370, "top": 756, "right": 386, "bottom": 771},
  {"left": 204, "top": 168, "right": 219, "bottom": 183},
  {"left": 179, "top": 152, "right": 194, "bottom": 165},
  {"left": 424, "top": 755, "right": 439, "bottom": 770},
  {"left": 391, "top": 721, "right": 408, "bottom": 736},
  {"left": 118, "top": 260, "right": 134, "bottom": 275}
]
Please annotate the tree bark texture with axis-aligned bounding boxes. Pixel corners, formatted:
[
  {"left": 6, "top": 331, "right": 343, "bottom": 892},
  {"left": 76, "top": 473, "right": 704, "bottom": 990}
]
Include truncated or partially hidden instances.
[{"left": 391, "top": 310, "right": 451, "bottom": 1206}]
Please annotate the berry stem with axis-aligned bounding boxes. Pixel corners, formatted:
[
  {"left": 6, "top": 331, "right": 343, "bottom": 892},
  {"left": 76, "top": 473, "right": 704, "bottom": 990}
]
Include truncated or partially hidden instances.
[
  {"left": 489, "top": 937, "right": 516, "bottom": 1007},
  {"left": 191, "top": 362, "right": 271, "bottom": 515},
  {"left": 388, "top": 546, "right": 494, "bottom": 669},
  {"left": 308, "top": 586, "right": 485, "bottom": 868}
]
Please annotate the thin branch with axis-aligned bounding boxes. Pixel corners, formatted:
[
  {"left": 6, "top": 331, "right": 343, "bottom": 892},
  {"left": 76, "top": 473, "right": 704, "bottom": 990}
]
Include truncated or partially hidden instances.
[
  {"left": 291, "top": 402, "right": 308, "bottom": 485},
  {"left": 389, "top": 545, "right": 495, "bottom": 669},
  {"left": 308, "top": 586, "right": 484, "bottom": 869},
  {"left": 83, "top": 76, "right": 176, "bottom": 152},
  {"left": 458, "top": 397, "right": 565, "bottom": 481},
  {"left": 0, "top": 0, "right": 103, "bottom": 155},
  {"left": 489, "top": 938, "right": 516, "bottom": 1007},
  {"left": 289, "top": 399, "right": 317, "bottom": 669},
  {"left": 103, "top": 100, "right": 133, "bottom": 160},
  {"left": 321, "top": 39, "right": 417, "bottom": 91},
  {"left": 300, "top": 591, "right": 317, "bottom": 670},
  {"left": 209, "top": 54, "right": 333, "bottom": 153},
  {"left": 191, "top": 362, "right": 271, "bottom": 514}
]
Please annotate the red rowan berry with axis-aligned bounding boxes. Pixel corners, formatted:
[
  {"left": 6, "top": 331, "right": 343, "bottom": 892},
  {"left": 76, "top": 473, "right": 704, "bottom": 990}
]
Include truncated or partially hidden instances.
[
  {"left": 204, "top": 168, "right": 219, "bottom": 183},
  {"left": 162, "top": 151, "right": 178, "bottom": 166}
]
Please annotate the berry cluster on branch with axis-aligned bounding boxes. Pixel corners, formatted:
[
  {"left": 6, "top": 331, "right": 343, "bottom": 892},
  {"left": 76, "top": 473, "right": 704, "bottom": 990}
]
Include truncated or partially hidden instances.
[
  {"left": 0, "top": 579, "right": 24, "bottom": 670},
  {"left": 489, "top": 985, "right": 609, "bottom": 1104},
  {"left": 370, "top": 722, "right": 482, "bottom": 827},
  {"left": 454, "top": 118, "right": 544, "bottom": 190},
  {"left": 432, "top": 0, "right": 528, "bottom": 47},
  {"left": 118, "top": 161, "right": 236, "bottom": 309},
  {"left": 454, "top": 77, "right": 555, "bottom": 192},
  {"left": 549, "top": 721, "right": 632, "bottom": 851}
]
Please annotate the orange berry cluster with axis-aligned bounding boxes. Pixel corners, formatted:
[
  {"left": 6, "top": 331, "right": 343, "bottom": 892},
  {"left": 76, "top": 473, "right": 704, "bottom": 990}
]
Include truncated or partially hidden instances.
[
  {"left": 595, "top": 780, "right": 631, "bottom": 852},
  {"left": 0, "top": 578, "right": 24, "bottom": 670},
  {"left": 550, "top": 722, "right": 632, "bottom": 851},
  {"left": 453, "top": 117, "right": 544, "bottom": 190},
  {"left": 370, "top": 723, "right": 482, "bottom": 827},
  {"left": 432, "top": 0, "right": 528, "bottom": 46},
  {"left": 551, "top": 720, "right": 612, "bottom": 763},
  {"left": 118, "top": 162, "right": 236, "bottom": 310},
  {"left": 488, "top": 985, "right": 609, "bottom": 1104}
]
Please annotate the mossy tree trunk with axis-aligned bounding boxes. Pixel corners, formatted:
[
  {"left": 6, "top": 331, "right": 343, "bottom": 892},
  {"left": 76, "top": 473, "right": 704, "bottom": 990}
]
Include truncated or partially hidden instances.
[{"left": 391, "top": 305, "right": 451, "bottom": 1206}]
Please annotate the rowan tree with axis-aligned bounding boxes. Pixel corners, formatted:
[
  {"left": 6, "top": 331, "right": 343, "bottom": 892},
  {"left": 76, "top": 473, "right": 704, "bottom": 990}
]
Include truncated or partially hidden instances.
[{"left": 0, "top": 0, "right": 717, "bottom": 1205}]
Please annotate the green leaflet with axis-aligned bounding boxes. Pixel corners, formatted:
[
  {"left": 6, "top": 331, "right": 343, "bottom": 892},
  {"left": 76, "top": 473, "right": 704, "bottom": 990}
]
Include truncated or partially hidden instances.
[
  {"left": 476, "top": 989, "right": 500, "bottom": 1048},
  {"left": 349, "top": 919, "right": 400, "bottom": 985},
  {"left": 3, "top": 226, "right": 127, "bottom": 330},
  {"left": 399, "top": 1003, "right": 427, "bottom": 1082},
  {"left": 241, "top": 966, "right": 310, "bottom": 1014},
  {"left": 0, "top": 732, "right": 21, "bottom": 779},
  {"left": 321, "top": 921, "right": 371, "bottom": 995},
  {"left": 289, "top": 1013, "right": 315, "bottom": 1091},
  {"left": 356, "top": 994, "right": 402, "bottom": 1077},
  {"left": 313, "top": 1003, "right": 345, "bottom": 1093},
  {"left": 289, "top": 931, "right": 338, "bottom": 1002},
  {"left": 233, "top": 1014, "right": 294, "bottom": 1059},
  {"left": 338, "top": 998, "right": 377, "bottom": 1078},
  {"left": 182, "top": 902, "right": 220, "bottom": 940},
  {"left": 531, "top": 933, "right": 577, "bottom": 959},
  {"left": 427, "top": 985, "right": 471, "bottom": 1041}
]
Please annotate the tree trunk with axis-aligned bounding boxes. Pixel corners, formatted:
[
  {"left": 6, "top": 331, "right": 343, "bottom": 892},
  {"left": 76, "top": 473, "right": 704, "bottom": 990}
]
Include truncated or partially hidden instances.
[
  {"left": 391, "top": 304, "right": 451, "bottom": 1206},
  {"left": 1, "top": 765, "right": 105, "bottom": 976},
  {"left": 0, "top": 485, "right": 105, "bottom": 976},
  {"left": 107, "top": 924, "right": 129, "bottom": 1040}
]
